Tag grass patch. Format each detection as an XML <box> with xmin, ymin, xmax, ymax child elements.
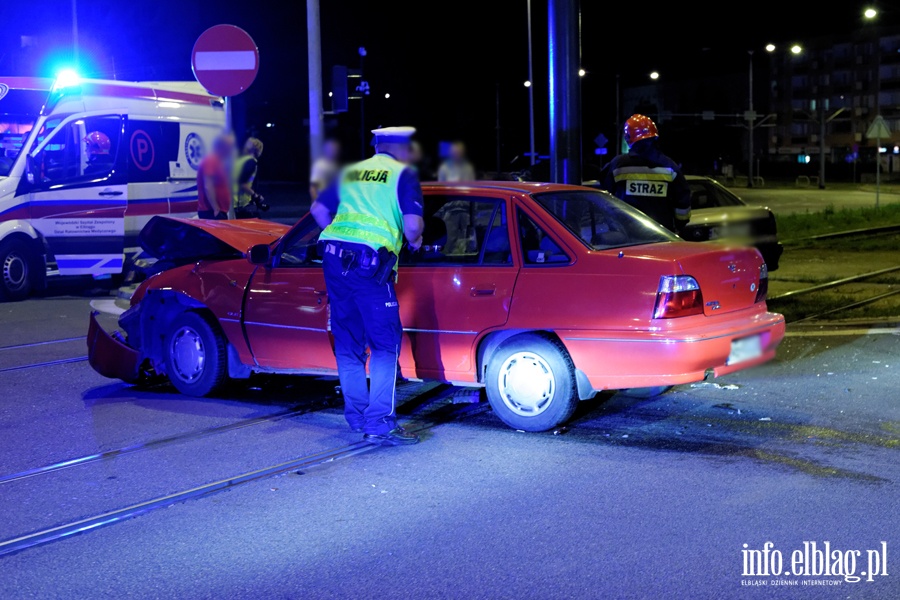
<box><xmin>778</xmin><ymin>203</ymin><xmax>900</xmax><ymax>240</ymax></box>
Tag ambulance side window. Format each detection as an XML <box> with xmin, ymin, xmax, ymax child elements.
<box><xmin>32</xmin><ymin>116</ymin><xmax>123</xmax><ymax>187</ymax></box>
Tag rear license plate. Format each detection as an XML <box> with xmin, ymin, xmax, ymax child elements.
<box><xmin>727</xmin><ymin>334</ymin><xmax>763</xmax><ymax>365</ymax></box>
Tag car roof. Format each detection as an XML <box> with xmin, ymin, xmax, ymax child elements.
<box><xmin>420</xmin><ymin>181</ymin><xmax>592</xmax><ymax>194</ymax></box>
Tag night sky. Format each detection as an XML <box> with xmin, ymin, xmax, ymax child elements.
<box><xmin>1</xmin><ymin>0</ymin><xmax>895</xmax><ymax>179</ymax></box>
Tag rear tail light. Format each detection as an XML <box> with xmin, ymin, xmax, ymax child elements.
<box><xmin>653</xmin><ymin>275</ymin><xmax>703</xmax><ymax>319</ymax></box>
<box><xmin>755</xmin><ymin>263</ymin><xmax>769</xmax><ymax>303</ymax></box>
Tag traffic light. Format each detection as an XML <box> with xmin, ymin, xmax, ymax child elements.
<box><xmin>331</xmin><ymin>65</ymin><xmax>367</xmax><ymax>114</ymax></box>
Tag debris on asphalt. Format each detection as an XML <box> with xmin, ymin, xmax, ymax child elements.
<box><xmin>759</xmin><ymin>417</ymin><xmax>772</xmax><ymax>421</ymax></box>
<box><xmin>691</xmin><ymin>382</ymin><xmax>740</xmax><ymax>390</ymax></box>
<box><xmin>553</xmin><ymin>427</ymin><xmax>569</xmax><ymax>435</ymax></box>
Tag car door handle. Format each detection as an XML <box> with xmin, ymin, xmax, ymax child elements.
<box><xmin>470</xmin><ymin>286</ymin><xmax>495</xmax><ymax>297</ymax></box>
<box><xmin>98</xmin><ymin>190</ymin><xmax>123</xmax><ymax>196</ymax></box>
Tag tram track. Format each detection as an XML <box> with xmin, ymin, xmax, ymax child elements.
<box><xmin>0</xmin><ymin>397</ymin><xmax>488</xmax><ymax>557</ymax></box>
<box><xmin>769</xmin><ymin>266</ymin><xmax>900</xmax><ymax>323</ymax></box>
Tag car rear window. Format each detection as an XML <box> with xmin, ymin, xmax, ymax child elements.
<box><xmin>532</xmin><ymin>189</ymin><xmax>678</xmax><ymax>250</ymax></box>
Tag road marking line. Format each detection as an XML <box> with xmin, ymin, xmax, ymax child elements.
<box><xmin>786</xmin><ymin>327</ymin><xmax>899</xmax><ymax>337</ymax></box>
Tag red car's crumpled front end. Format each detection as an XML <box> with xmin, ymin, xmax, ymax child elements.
<box><xmin>87</xmin><ymin>311</ymin><xmax>141</xmax><ymax>383</ymax></box>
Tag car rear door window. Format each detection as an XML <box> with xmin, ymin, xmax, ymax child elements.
<box><xmin>517</xmin><ymin>209</ymin><xmax>570</xmax><ymax>265</ymax></box>
<box><xmin>401</xmin><ymin>196</ymin><xmax>511</xmax><ymax>266</ymax></box>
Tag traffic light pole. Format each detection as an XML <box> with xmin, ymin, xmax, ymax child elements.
<box><xmin>548</xmin><ymin>0</ymin><xmax>582</xmax><ymax>184</ymax></box>
<box><xmin>307</xmin><ymin>0</ymin><xmax>324</xmax><ymax>161</ymax></box>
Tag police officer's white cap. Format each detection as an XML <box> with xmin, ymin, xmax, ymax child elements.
<box><xmin>371</xmin><ymin>126</ymin><xmax>416</xmax><ymax>145</ymax></box>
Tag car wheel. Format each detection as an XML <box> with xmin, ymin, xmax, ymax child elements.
<box><xmin>485</xmin><ymin>333</ymin><xmax>578</xmax><ymax>432</ymax></box>
<box><xmin>620</xmin><ymin>385</ymin><xmax>672</xmax><ymax>399</ymax></box>
<box><xmin>0</xmin><ymin>238</ymin><xmax>35</xmax><ymax>302</ymax></box>
<box><xmin>164</xmin><ymin>311</ymin><xmax>227</xmax><ymax>396</ymax></box>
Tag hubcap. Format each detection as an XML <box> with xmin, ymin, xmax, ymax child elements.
<box><xmin>170</xmin><ymin>326</ymin><xmax>206</xmax><ymax>383</ymax></box>
<box><xmin>2</xmin><ymin>251</ymin><xmax>27</xmax><ymax>292</ymax></box>
<box><xmin>497</xmin><ymin>351</ymin><xmax>556</xmax><ymax>417</ymax></box>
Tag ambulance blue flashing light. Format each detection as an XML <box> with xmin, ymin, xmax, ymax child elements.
<box><xmin>53</xmin><ymin>69</ymin><xmax>81</xmax><ymax>91</ymax></box>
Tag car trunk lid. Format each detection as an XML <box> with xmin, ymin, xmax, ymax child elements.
<box><xmin>675</xmin><ymin>246</ymin><xmax>764</xmax><ymax>316</ymax></box>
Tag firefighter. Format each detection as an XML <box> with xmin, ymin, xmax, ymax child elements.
<box><xmin>601</xmin><ymin>114</ymin><xmax>691</xmax><ymax>233</ymax></box>
<box><xmin>310</xmin><ymin>127</ymin><xmax>425</xmax><ymax>446</ymax></box>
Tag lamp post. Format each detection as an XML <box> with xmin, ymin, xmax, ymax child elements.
<box><xmin>526</xmin><ymin>0</ymin><xmax>536</xmax><ymax>167</ymax></box>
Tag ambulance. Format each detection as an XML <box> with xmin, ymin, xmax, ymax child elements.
<box><xmin>0</xmin><ymin>74</ymin><xmax>225</xmax><ymax>300</ymax></box>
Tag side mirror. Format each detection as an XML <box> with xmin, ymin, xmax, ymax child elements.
<box><xmin>248</xmin><ymin>244</ymin><xmax>272</xmax><ymax>266</ymax></box>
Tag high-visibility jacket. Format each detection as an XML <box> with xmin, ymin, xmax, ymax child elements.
<box><xmin>319</xmin><ymin>153</ymin><xmax>405</xmax><ymax>255</ymax></box>
<box><xmin>601</xmin><ymin>140</ymin><xmax>691</xmax><ymax>232</ymax></box>
<box><xmin>232</xmin><ymin>155</ymin><xmax>258</xmax><ymax>209</ymax></box>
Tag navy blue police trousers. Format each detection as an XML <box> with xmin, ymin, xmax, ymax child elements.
<box><xmin>322</xmin><ymin>250</ymin><xmax>402</xmax><ymax>435</ymax></box>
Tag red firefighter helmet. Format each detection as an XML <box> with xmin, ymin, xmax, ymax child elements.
<box><xmin>84</xmin><ymin>131</ymin><xmax>111</xmax><ymax>155</ymax></box>
<box><xmin>624</xmin><ymin>114</ymin><xmax>658</xmax><ymax>146</ymax></box>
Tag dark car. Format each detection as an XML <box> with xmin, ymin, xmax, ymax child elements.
<box><xmin>681</xmin><ymin>176</ymin><xmax>783</xmax><ymax>270</ymax></box>
<box><xmin>584</xmin><ymin>176</ymin><xmax>783</xmax><ymax>270</ymax></box>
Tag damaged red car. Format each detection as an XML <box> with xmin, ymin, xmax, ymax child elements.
<box><xmin>88</xmin><ymin>183</ymin><xmax>785</xmax><ymax>431</ymax></box>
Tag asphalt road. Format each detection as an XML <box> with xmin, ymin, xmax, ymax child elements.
<box><xmin>0</xmin><ymin>292</ymin><xmax>898</xmax><ymax>599</ymax></box>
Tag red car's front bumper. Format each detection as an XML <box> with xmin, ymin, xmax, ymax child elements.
<box><xmin>87</xmin><ymin>311</ymin><xmax>142</xmax><ymax>383</ymax></box>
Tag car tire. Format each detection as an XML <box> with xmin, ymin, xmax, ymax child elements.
<box><xmin>485</xmin><ymin>333</ymin><xmax>578</xmax><ymax>432</ymax></box>
<box><xmin>620</xmin><ymin>385</ymin><xmax>673</xmax><ymax>399</ymax></box>
<box><xmin>0</xmin><ymin>238</ymin><xmax>36</xmax><ymax>302</ymax></box>
<box><xmin>164</xmin><ymin>311</ymin><xmax>228</xmax><ymax>397</ymax></box>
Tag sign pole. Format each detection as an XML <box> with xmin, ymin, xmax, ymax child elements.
<box><xmin>224</xmin><ymin>96</ymin><xmax>232</xmax><ymax>132</ymax></box>
<box><xmin>876</xmin><ymin>135</ymin><xmax>881</xmax><ymax>209</ymax></box>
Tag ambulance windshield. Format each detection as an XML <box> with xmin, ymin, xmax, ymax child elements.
<box><xmin>0</xmin><ymin>88</ymin><xmax>45</xmax><ymax>177</ymax></box>
<box><xmin>533</xmin><ymin>189</ymin><xmax>679</xmax><ymax>250</ymax></box>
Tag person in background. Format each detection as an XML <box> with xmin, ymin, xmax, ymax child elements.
<box><xmin>600</xmin><ymin>114</ymin><xmax>691</xmax><ymax>233</ymax></box>
<box><xmin>309</xmin><ymin>138</ymin><xmax>342</xmax><ymax>202</ymax></box>
<box><xmin>437</xmin><ymin>141</ymin><xmax>476</xmax><ymax>253</ymax></box>
<box><xmin>437</xmin><ymin>141</ymin><xmax>475</xmax><ymax>182</ymax></box>
<box><xmin>233</xmin><ymin>137</ymin><xmax>266</xmax><ymax>219</ymax></box>
<box><xmin>310</xmin><ymin>126</ymin><xmax>425</xmax><ymax>446</ymax></box>
<box><xmin>197</xmin><ymin>132</ymin><xmax>235</xmax><ymax>220</ymax></box>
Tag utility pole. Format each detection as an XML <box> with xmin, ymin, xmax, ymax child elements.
<box><xmin>71</xmin><ymin>0</ymin><xmax>79</xmax><ymax>69</ymax></box>
<box><xmin>496</xmin><ymin>83</ymin><xmax>502</xmax><ymax>174</ymax></box>
<box><xmin>615</xmin><ymin>74</ymin><xmax>621</xmax><ymax>155</ymax></box>
<box><xmin>548</xmin><ymin>0</ymin><xmax>582</xmax><ymax>184</ymax></box>
<box><xmin>307</xmin><ymin>0</ymin><xmax>324</xmax><ymax>163</ymax></box>
<box><xmin>747</xmin><ymin>50</ymin><xmax>754</xmax><ymax>187</ymax></box>
<box><xmin>526</xmin><ymin>0</ymin><xmax>536</xmax><ymax>167</ymax></box>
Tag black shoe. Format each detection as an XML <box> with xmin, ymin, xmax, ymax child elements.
<box><xmin>363</xmin><ymin>427</ymin><xmax>419</xmax><ymax>446</ymax></box>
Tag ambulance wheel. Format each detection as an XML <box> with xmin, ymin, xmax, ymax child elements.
<box><xmin>620</xmin><ymin>386</ymin><xmax>672</xmax><ymax>399</ymax></box>
<box><xmin>164</xmin><ymin>311</ymin><xmax>228</xmax><ymax>397</ymax></box>
<box><xmin>0</xmin><ymin>238</ymin><xmax>36</xmax><ymax>301</ymax></box>
<box><xmin>485</xmin><ymin>333</ymin><xmax>578</xmax><ymax>432</ymax></box>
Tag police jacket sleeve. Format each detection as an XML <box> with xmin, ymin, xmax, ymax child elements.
<box><xmin>397</xmin><ymin>167</ymin><xmax>424</xmax><ymax>217</ymax></box>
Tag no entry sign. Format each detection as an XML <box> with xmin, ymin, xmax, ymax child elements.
<box><xmin>191</xmin><ymin>25</ymin><xmax>259</xmax><ymax>97</ymax></box>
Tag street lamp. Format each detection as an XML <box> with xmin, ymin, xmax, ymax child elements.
<box><xmin>578</xmin><ymin>68</ymin><xmax>586</xmax><ymax>77</ymax></box>
<box><xmin>765</xmin><ymin>43</ymin><xmax>776</xmax><ymax>52</ymax></box>
<box><xmin>649</xmin><ymin>71</ymin><xmax>659</xmax><ymax>80</ymax></box>
<box><xmin>524</xmin><ymin>80</ymin><xmax>532</xmax><ymax>87</ymax></box>
<box><xmin>790</xmin><ymin>44</ymin><xmax>803</xmax><ymax>54</ymax></box>
<box><xmin>864</xmin><ymin>7</ymin><xmax>877</xmax><ymax>19</ymax></box>
<box><xmin>384</xmin><ymin>93</ymin><xmax>390</xmax><ymax>99</ymax></box>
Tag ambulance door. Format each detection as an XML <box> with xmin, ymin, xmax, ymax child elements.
<box><xmin>123</xmin><ymin>119</ymin><xmax>180</xmax><ymax>256</ymax></box>
<box><xmin>28</xmin><ymin>114</ymin><xmax>128</xmax><ymax>275</ymax></box>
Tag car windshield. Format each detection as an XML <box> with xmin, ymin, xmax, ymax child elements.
<box><xmin>0</xmin><ymin>88</ymin><xmax>45</xmax><ymax>177</ymax></box>
<box><xmin>532</xmin><ymin>189</ymin><xmax>679</xmax><ymax>250</ymax></box>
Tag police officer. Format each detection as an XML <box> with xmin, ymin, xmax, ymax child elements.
<box><xmin>310</xmin><ymin>127</ymin><xmax>425</xmax><ymax>446</ymax></box>
<box><xmin>601</xmin><ymin>114</ymin><xmax>691</xmax><ymax>233</ymax></box>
